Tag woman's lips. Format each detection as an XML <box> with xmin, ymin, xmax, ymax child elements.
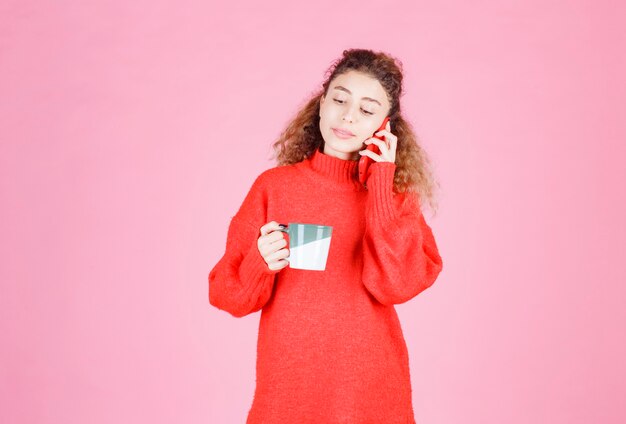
<box><xmin>332</xmin><ymin>128</ymin><xmax>354</xmax><ymax>139</ymax></box>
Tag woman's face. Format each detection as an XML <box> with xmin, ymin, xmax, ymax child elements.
<box><xmin>319</xmin><ymin>70</ymin><xmax>391</xmax><ymax>161</ymax></box>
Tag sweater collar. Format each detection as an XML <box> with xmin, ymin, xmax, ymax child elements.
<box><xmin>307</xmin><ymin>146</ymin><xmax>363</xmax><ymax>190</ymax></box>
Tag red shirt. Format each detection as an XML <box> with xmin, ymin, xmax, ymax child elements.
<box><xmin>209</xmin><ymin>148</ymin><xmax>443</xmax><ymax>423</ymax></box>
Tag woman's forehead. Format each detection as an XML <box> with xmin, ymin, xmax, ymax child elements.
<box><xmin>330</xmin><ymin>71</ymin><xmax>388</xmax><ymax>105</ymax></box>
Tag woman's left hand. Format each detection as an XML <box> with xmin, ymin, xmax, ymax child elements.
<box><xmin>359</xmin><ymin>119</ymin><xmax>397</xmax><ymax>164</ymax></box>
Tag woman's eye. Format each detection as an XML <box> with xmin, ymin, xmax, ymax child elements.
<box><xmin>333</xmin><ymin>98</ymin><xmax>373</xmax><ymax>115</ymax></box>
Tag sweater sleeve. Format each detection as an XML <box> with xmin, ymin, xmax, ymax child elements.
<box><xmin>361</xmin><ymin>162</ymin><xmax>443</xmax><ymax>306</ymax></box>
<box><xmin>208</xmin><ymin>174</ymin><xmax>281</xmax><ymax>317</ymax></box>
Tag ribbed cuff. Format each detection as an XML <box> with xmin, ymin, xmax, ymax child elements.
<box><xmin>239</xmin><ymin>237</ymin><xmax>282</xmax><ymax>288</ymax></box>
<box><xmin>366</xmin><ymin>162</ymin><xmax>398</xmax><ymax>222</ymax></box>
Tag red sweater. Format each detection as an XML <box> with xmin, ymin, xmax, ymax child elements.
<box><xmin>209</xmin><ymin>147</ymin><xmax>443</xmax><ymax>423</ymax></box>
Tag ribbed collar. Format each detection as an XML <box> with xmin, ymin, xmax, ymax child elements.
<box><xmin>306</xmin><ymin>147</ymin><xmax>363</xmax><ymax>191</ymax></box>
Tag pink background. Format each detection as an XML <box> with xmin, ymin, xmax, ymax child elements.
<box><xmin>2</xmin><ymin>1</ymin><xmax>624</xmax><ymax>423</ymax></box>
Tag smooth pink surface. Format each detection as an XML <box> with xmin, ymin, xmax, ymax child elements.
<box><xmin>1</xmin><ymin>1</ymin><xmax>624</xmax><ymax>423</ymax></box>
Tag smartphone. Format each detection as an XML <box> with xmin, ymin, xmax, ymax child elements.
<box><xmin>358</xmin><ymin>116</ymin><xmax>390</xmax><ymax>185</ymax></box>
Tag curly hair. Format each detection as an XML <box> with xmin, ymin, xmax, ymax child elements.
<box><xmin>270</xmin><ymin>48</ymin><xmax>441</xmax><ymax>216</ymax></box>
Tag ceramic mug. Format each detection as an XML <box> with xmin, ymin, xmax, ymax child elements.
<box><xmin>277</xmin><ymin>223</ymin><xmax>333</xmax><ymax>271</ymax></box>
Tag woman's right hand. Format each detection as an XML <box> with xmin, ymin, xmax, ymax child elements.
<box><xmin>258</xmin><ymin>221</ymin><xmax>290</xmax><ymax>271</ymax></box>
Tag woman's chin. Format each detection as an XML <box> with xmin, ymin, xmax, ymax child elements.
<box><xmin>327</xmin><ymin>141</ymin><xmax>360</xmax><ymax>154</ymax></box>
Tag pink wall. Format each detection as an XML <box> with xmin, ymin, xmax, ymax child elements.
<box><xmin>2</xmin><ymin>1</ymin><xmax>624</xmax><ymax>423</ymax></box>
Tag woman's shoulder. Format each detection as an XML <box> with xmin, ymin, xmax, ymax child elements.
<box><xmin>255</xmin><ymin>160</ymin><xmax>307</xmax><ymax>183</ymax></box>
<box><xmin>243</xmin><ymin>161</ymin><xmax>308</xmax><ymax>197</ymax></box>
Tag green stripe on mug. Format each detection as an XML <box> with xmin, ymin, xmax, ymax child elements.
<box><xmin>277</xmin><ymin>223</ymin><xmax>333</xmax><ymax>271</ymax></box>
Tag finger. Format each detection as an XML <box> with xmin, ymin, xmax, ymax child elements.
<box><xmin>376</xmin><ymin>135</ymin><xmax>395</xmax><ymax>153</ymax></box>
<box><xmin>260</xmin><ymin>221</ymin><xmax>281</xmax><ymax>236</ymax></box>
<box><xmin>261</xmin><ymin>222</ymin><xmax>288</xmax><ymax>239</ymax></box>
<box><xmin>366</xmin><ymin>138</ymin><xmax>389</xmax><ymax>155</ymax></box>
<box><xmin>259</xmin><ymin>230</ymin><xmax>286</xmax><ymax>249</ymax></box>
<box><xmin>375</xmin><ymin>127</ymin><xmax>395</xmax><ymax>137</ymax></box>
<box><xmin>364</xmin><ymin>137</ymin><xmax>389</xmax><ymax>152</ymax></box>
<box><xmin>375</xmin><ymin>129</ymin><xmax>396</xmax><ymax>141</ymax></box>
<box><xmin>266</xmin><ymin>229</ymin><xmax>286</xmax><ymax>242</ymax></box>
<box><xmin>265</xmin><ymin>247</ymin><xmax>290</xmax><ymax>263</ymax></box>
<box><xmin>260</xmin><ymin>237</ymin><xmax>288</xmax><ymax>256</ymax></box>
<box><xmin>358</xmin><ymin>149</ymin><xmax>383</xmax><ymax>162</ymax></box>
<box><xmin>267</xmin><ymin>259</ymin><xmax>289</xmax><ymax>271</ymax></box>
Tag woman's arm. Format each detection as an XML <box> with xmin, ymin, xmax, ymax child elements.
<box><xmin>208</xmin><ymin>174</ymin><xmax>280</xmax><ymax>317</ymax></box>
<box><xmin>361</xmin><ymin>163</ymin><xmax>443</xmax><ymax>305</ymax></box>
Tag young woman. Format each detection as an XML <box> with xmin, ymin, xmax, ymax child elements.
<box><xmin>209</xmin><ymin>48</ymin><xmax>443</xmax><ymax>424</ymax></box>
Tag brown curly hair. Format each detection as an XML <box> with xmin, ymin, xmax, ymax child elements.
<box><xmin>270</xmin><ymin>48</ymin><xmax>441</xmax><ymax>215</ymax></box>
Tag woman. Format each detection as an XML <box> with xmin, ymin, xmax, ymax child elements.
<box><xmin>209</xmin><ymin>48</ymin><xmax>443</xmax><ymax>423</ymax></box>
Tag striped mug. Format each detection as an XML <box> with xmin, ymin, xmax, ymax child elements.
<box><xmin>277</xmin><ymin>223</ymin><xmax>333</xmax><ymax>271</ymax></box>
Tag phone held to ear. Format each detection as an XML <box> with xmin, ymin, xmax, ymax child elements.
<box><xmin>358</xmin><ymin>116</ymin><xmax>390</xmax><ymax>185</ymax></box>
